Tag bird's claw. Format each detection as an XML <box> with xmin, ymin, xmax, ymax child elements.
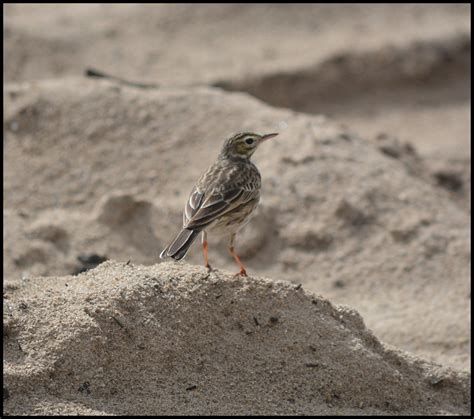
<box><xmin>233</xmin><ymin>269</ymin><xmax>247</xmax><ymax>278</ymax></box>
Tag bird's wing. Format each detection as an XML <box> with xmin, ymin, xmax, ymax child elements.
<box><xmin>183</xmin><ymin>185</ymin><xmax>205</xmax><ymax>227</ymax></box>
<box><xmin>183</xmin><ymin>185</ymin><xmax>258</xmax><ymax>230</ymax></box>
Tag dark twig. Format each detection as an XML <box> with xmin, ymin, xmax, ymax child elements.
<box><xmin>111</xmin><ymin>315</ymin><xmax>124</xmax><ymax>328</ymax></box>
<box><xmin>85</xmin><ymin>67</ymin><xmax>160</xmax><ymax>89</ymax></box>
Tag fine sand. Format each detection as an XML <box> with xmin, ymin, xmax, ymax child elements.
<box><xmin>3</xmin><ymin>262</ymin><xmax>470</xmax><ymax>415</ymax></box>
<box><xmin>3</xmin><ymin>4</ymin><xmax>471</xmax><ymax>416</ymax></box>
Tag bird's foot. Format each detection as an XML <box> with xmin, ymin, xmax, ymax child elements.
<box><xmin>233</xmin><ymin>268</ymin><xmax>247</xmax><ymax>277</ymax></box>
<box><xmin>205</xmin><ymin>263</ymin><xmax>214</xmax><ymax>272</ymax></box>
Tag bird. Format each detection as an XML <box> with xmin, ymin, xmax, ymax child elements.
<box><xmin>160</xmin><ymin>131</ymin><xmax>278</xmax><ymax>276</ymax></box>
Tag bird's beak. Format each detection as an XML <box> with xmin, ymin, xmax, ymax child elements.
<box><xmin>260</xmin><ymin>133</ymin><xmax>279</xmax><ymax>142</ymax></box>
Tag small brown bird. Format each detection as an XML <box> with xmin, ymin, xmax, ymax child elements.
<box><xmin>160</xmin><ymin>132</ymin><xmax>278</xmax><ymax>276</ymax></box>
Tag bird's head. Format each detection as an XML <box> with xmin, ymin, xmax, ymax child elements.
<box><xmin>219</xmin><ymin>132</ymin><xmax>279</xmax><ymax>160</ymax></box>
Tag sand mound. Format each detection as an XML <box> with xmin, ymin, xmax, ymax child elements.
<box><xmin>3</xmin><ymin>261</ymin><xmax>470</xmax><ymax>415</ymax></box>
<box><xmin>4</xmin><ymin>78</ymin><xmax>470</xmax><ymax>372</ymax></box>
<box><xmin>4</xmin><ymin>5</ymin><xmax>470</xmax><ymax>194</ymax></box>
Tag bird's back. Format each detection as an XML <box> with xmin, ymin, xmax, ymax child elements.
<box><xmin>197</xmin><ymin>157</ymin><xmax>261</xmax><ymax>194</ymax></box>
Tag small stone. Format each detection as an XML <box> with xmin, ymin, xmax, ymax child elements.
<box><xmin>433</xmin><ymin>170</ymin><xmax>463</xmax><ymax>192</ymax></box>
<box><xmin>335</xmin><ymin>199</ymin><xmax>370</xmax><ymax>226</ymax></box>
<box><xmin>333</xmin><ymin>279</ymin><xmax>345</xmax><ymax>288</ymax></box>
<box><xmin>78</xmin><ymin>382</ymin><xmax>91</xmax><ymax>395</ymax></box>
<box><xmin>10</xmin><ymin>121</ymin><xmax>19</xmax><ymax>132</ymax></box>
<box><xmin>72</xmin><ymin>253</ymin><xmax>108</xmax><ymax>275</ymax></box>
<box><xmin>305</xmin><ymin>363</ymin><xmax>318</xmax><ymax>368</ymax></box>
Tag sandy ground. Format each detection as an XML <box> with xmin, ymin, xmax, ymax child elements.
<box><xmin>3</xmin><ymin>3</ymin><xmax>471</xmax><ymax>416</ymax></box>
<box><xmin>3</xmin><ymin>262</ymin><xmax>470</xmax><ymax>415</ymax></box>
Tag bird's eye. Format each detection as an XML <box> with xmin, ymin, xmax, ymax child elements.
<box><xmin>245</xmin><ymin>138</ymin><xmax>255</xmax><ymax>145</ymax></box>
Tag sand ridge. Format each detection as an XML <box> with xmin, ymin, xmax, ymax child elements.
<box><xmin>3</xmin><ymin>261</ymin><xmax>470</xmax><ymax>415</ymax></box>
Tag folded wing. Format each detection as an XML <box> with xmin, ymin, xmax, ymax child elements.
<box><xmin>183</xmin><ymin>185</ymin><xmax>258</xmax><ymax>230</ymax></box>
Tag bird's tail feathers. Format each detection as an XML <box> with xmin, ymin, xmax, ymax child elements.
<box><xmin>160</xmin><ymin>228</ymin><xmax>200</xmax><ymax>260</ymax></box>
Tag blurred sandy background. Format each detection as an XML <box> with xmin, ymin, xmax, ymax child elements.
<box><xmin>3</xmin><ymin>3</ymin><xmax>471</xmax><ymax>415</ymax></box>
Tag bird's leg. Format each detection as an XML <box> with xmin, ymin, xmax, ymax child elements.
<box><xmin>229</xmin><ymin>233</ymin><xmax>247</xmax><ymax>277</ymax></box>
<box><xmin>202</xmin><ymin>231</ymin><xmax>213</xmax><ymax>271</ymax></box>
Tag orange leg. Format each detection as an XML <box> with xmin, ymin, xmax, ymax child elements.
<box><xmin>229</xmin><ymin>234</ymin><xmax>247</xmax><ymax>276</ymax></box>
<box><xmin>202</xmin><ymin>231</ymin><xmax>212</xmax><ymax>271</ymax></box>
